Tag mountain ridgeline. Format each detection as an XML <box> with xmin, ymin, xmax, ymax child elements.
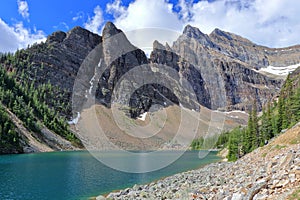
<box><xmin>0</xmin><ymin>22</ymin><xmax>300</xmax><ymax>154</ymax></box>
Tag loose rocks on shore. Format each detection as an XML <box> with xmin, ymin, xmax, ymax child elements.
<box><xmin>98</xmin><ymin>142</ymin><xmax>300</xmax><ymax>200</ymax></box>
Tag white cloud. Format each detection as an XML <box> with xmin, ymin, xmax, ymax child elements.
<box><xmin>0</xmin><ymin>18</ymin><xmax>46</xmax><ymax>53</ymax></box>
<box><xmin>84</xmin><ymin>5</ymin><xmax>104</xmax><ymax>34</ymax></box>
<box><xmin>105</xmin><ymin>0</ymin><xmax>183</xmax><ymax>53</ymax></box>
<box><xmin>53</xmin><ymin>22</ymin><xmax>70</xmax><ymax>31</ymax></box>
<box><xmin>182</xmin><ymin>0</ymin><xmax>300</xmax><ymax>47</ymax></box>
<box><xmin>176</xmin><ymin>0</ymin><xmax>193</xmax><ymax>23</ymax></box>
<box><xmin>106</xmin><ymin>0</ymin><xmax>126</xmax><ymax>18</ymax></box>
<box><xmin>17</xmin><ymin>0</ymin><xmax>29</xmax><ymax>20</ymax></box>
<box><xmin>72</xmin><ymin>11</ymin><xmax>85</xmax><ymax>22</ymax></box>
<box><xmin>107</xmin><ymin>0</ymin><xmax>182</xmax><ymax>31</ymax></box>
<box><xmin>106</xmin><ymin>0</ymin><xmax>300</xmax><ymax>48</ymax></box>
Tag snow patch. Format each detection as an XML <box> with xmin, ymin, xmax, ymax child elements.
<box><xmin>137</xmin><ymin>112</ymin><xmax>147</xmax><ymax>121</ymax></box>
<box><xmin>98</xmin><ymin>59</ymin><xmax>102</xmax><ymax>68</ymax></box>
<box><xmin>259</xmin><ymin>63</ymin><xmax>300</xmax><ymax>76</ymax></box>
<box><xmin>228</xmin><ymin>110</ymin><xmax>248</xmax><ymax>115</ymax></box>
<box><xmin>68</xmin><ymin>112</ymin><xmax>80</xmax><ymax>125</ymax></box>
<box><xmin>214</xmin><ymin>110</ymin><xmax>248</xmax><ymax>115</ymax></box>
<box><xmin>89</xmin><ymin>75</ymin><xmax>95</xmax><ymax>94</ymax></box>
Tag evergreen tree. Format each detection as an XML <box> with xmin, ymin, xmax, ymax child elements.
<box><xmin>244</xmin><ymin>109</ymin><xmax>254</xmax><ymax>153</ymax></box>
<box><xmin>227</xmin><ymin>133</ymin><xmax>238</xmax><ymax>161</ymax></box>
<box><xmin>251</xmin><ymin>99</ymin><xmax>260</xmax><ymax>148</ymax></box>
<box><xmin>290</xmin><ymin>87</ymin><xmax>300</xmax><ymax>124</ymax></box>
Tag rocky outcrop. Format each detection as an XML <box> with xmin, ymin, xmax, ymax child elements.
<box><xmin>31</xmin><ymin>26</ymin><xmax>102</xmax><ymax>90</ymax></box>
<box><xmin>209</xmin><ymin>28</ymin><xmax>300</xmax><ymax>68</ymax></box>
<box><xmin>96</xmin><ymin>22</ymin><xmax>149</xmax><ymax>109</ymax></box>
<box><xmin>16</xmin><ymin>26</ymin><xmax>102</xmax><ymax>117</ymax></box>
<box><xmin>183</xmin><ymin>25</ymin><xmax>215</xmax><ymax>48</ymax></box>
<box><xmin>209</xmin><ymin>28</ymin><xmax>270</xmax><ymax>68</ymax></box>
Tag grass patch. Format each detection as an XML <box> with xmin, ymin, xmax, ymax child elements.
<box><xmin>262</xmin><ymin>152</ymin><xmax>267</xmax><ymax>158</ymax></box>
<box><xmin>288</xmin><ymin>187</ymin><xmax>300</xmax><ymax>200</ymax></box>
<box><xmin>290</xmin><ymin>139</ymin><xmax>299</xmax><ymax>145</ymax></box>
<box><xmin>289</xmin><ymin>134</ymin><xmax>300</xmax><ymax>145</ymax></box>
<box><xmin>273</xmin><ymin>144</ymin><xmax>287</xmax><ymax>150</ymax></box>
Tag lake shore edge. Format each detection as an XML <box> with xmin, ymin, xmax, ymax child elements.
<box><xmin>91</xmin><ymin>153</ymin><xmax>225</xmax><ymax>200</ymax></box>
<box><xmin>93</xmin><ymin>127</ymin><xmax>300</xmax><ymax>200</ymax></box>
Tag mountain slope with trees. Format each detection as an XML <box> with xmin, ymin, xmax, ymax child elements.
<box><xmin>0</xmin><ymin>53</ymin><xmax>82</xmax><ymax>154</ymax></box>
<box><xmin>208</xmin><ymin>67</ymin><xmax>300</xmax><ymax>161</ymax></box>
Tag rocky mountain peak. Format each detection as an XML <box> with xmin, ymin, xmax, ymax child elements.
<box><xmin>65</xmin><ymin>26</ymin><xmax>102</xmax><ymax>46</ymax></box>
<box><xmin>209</xmin><ymin>28</ymin><xmax>254</xmax><ymax>47</ymax></box>
<box><xmin>68</xmin><ymin>26</ymin><xmax>91</xmax><ymax>35</ymax></box>
<box><xmin>165</xmin><ymin>42</ymin><xmax>172</xmax><ymax>51</ymax></box>
<box><xmin>182</xmin><ymin>25</ymin><xmax>214</xmax><ymax>48</ymax></box>
<box><xmin>153</xmin><ymin>40</ymin><xmax>166</xmax><ymax>50</ymax></box>
<box><xmin>210</xmin><ymin>28</ymin><xmax>233</xmax><ymax>41</ymax></box>
<box><xmin>47</xmin><ymin>31</ymin><xmax>66</xmax><ymax>44</ymax></box>
<box><xmin>46</xmin><ymin>26</ymin><xmax>101</xmax><ymax>49</ymax></box>
<box><xmin>183</xmin><ymin>25</ymin><xmax>203</xmax><ymax>37</ymax></box>
<box><xmin>102</xmin><ymin>21</ymin><xmax>122</xmax><ymax>39</ymax></box>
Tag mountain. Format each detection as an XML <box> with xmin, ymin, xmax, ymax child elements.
<box><xmin>0</xmin><ymin>22</ymin><xmax>300</xmax><ymax>153</ymax></box>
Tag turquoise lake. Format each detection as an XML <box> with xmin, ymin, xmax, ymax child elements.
<box><xmin>0</xmin><ymin>150</ymin><xmax>220</xmax><ymax>200</ymax></box>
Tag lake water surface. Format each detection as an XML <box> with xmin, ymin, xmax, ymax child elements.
<box><xmin>0</xmin><ymin>150</ymin><xmax>220</xmax><ymax>200</ymax></box>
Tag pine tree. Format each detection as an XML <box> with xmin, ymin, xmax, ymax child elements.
<box><xmin>277</xmin><ymin>95</ymin><xmax>285</xmax><ymax>131</ymax></box>
<box><xmin>245</xmin><ymin>108</ymin><xmax>254</xmax><ymax>153</ymax></box>
<box><xmin>252</xmin><ymin>99</ymin><xmax>260</xmax><ymax>148</ymax></box>
<box><xmin>227</xmin><ymin>133</ymin><xmax>238</xmax><ymax>161</ymax></box>
<box><xmin>290</xmin><ymin>87</ymin><xmax>300</xmax><ymax>124</ymax></box>
<box><xmin>266</xmin><ymin>102</ymin><xmax>274</xmax><ymax>138</ymax></box>
<box><xmin>260</xmin><ymin>102</ymin><xmax>273</xmax><ymax>143</ymax></box>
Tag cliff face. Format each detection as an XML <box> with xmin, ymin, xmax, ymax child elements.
<box><xmin>10</xmin><ymin>23</ymin><xmax>300</xmax><ymax>116</ymax></box>
<box><xmin>209</xmin><ymin>28</ymin><xmax>300</xmax><ymax>68</ymax></box>
<box><xmin>30</xmin><ymin>26</ymin><xmax>101</xmax><ymax>90</ymax></box>
<box><xmin>96</xmin><ymin>22</ymin><xmax>149</xmax><ymax>109</ymax></box>
<box><xmin>150</xmin><ymin>25</ymin><xmax>285</xmax><ymax>111</ymax></box>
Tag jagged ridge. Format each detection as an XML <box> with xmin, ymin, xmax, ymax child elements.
<box><xmin>1</xmin><ymin>22</ymin><xmax>300</xmax><ymax>153</ymax></box>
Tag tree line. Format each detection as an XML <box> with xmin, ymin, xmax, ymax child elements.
<box><xmin>191</xmin><ymin>73</ymin><xmax>300</xmax><ymax>161</ymax></box>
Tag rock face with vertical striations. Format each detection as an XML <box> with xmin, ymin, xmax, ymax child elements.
<box><xmin>149</xmin><ymin>25</ymin><xmax>297</xmax><ymax>111</ymax></box>
<box><xmin>11</xmin><ymin>22</ymin><xmax>300</xmax><ymax>117</ymax></box>
<box><xmin>14</xmin><ymin>26</ymin><xmax>102</xmax><ymax>117</ymax></box>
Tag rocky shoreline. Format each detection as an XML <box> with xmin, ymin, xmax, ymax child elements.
<box><xmin>95</xmin><ymin>124</ymin><xmax>300</xmax><ymax>200</ymax></box>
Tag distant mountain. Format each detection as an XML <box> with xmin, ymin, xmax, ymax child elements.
<box><xmin>0</xmin><ymin>22</ymin><xmax>300</xmax><ymax>153</ymax></box>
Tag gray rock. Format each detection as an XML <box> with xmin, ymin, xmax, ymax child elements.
<box><xmin>96</xmin><ymin>195</ymin><xmax>106</xmax><ymax>200</ymax></box>
<box><xmin>231</xmin><ymin>193</ymin><xmax>243</xmax><ymax>200</ymax></box>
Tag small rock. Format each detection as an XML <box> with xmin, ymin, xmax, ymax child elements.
<box><xmin>289</xmin><ymin>174</ymin><xmax>296</xmax><ymax>183</ymax></box>
<box><xmin>231</xmin><ymin>193</ymin><xmax>243</xmax><ymax>200</ymax></box>
<box><xmin>253</xmin><ymin>193</ymin><xmax>268</xmax><ymax>200</ymax></box>
<box><xmin>96</xmin><ymin>195</ymin><xmax>106</xmax><ymax>200</ymax></box>
<box><xmin>127</xmin><ymin>190</ymin><xmax>137</xmax><ymax>197</ymax></box>
<box><xmin>275</xmin><ymin>179</ymin><xmax>289</xmax><ymax>188</ymax></box>
<box><xmin>172</xmin><ymin>188</ymin><xmax>178</xmax><ymax>193</ymax></box>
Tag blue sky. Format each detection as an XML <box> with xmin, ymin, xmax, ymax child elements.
<box><xmin>0</xmin><ymin>0</ymin><xmax>300</xmax><ymax>52</ymax></box>
<box><xmin>0</xmin><ymin>0</ymin><xmax>126</xmax><ymax>34</ymax></box>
